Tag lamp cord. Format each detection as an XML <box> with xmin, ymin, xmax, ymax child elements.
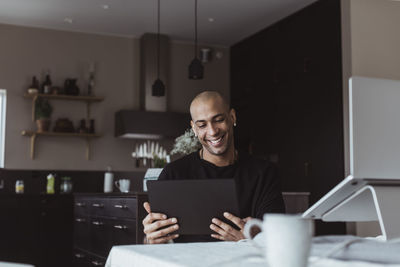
<box><xmin>194</xmin><ymin>0</ymin><xmax>198</xmax><ymax>58</ymax></box>
<box><xmin>157</xmin><ymin>0</ymin><xmax>161</xmax><ymax>79</ymax></box>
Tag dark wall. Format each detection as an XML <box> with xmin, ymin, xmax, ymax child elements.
<box><xmin>231</xmin><ymin>0</ymin><xmax>345</xmax><ymax>235</ymax></box>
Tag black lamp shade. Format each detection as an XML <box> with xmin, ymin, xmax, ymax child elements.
<box><xmin>188</xmin><ymin>58</ymin><xmax>204</xmax><ymax>79</ymax></box>
<box><xmin>152</xmin><ymin>78</ymin><xmax>165</xmax><ymax>97</ymax></box>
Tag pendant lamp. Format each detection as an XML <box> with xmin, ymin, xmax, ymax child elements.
<box><xmin>152</xmin><ymin>0</ymin><xmax>166</xmax><ymax>96</ymax></box>
<box><xmin>188</xmin><ymin>0</ymin><xmax>204</xmax><ymax>80</ymax></box>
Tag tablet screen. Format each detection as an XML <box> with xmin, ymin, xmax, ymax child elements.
<box><xmin>147</xmin><ymin>179</ymin><xmax>240</xmax><ymax>235</ymax></box>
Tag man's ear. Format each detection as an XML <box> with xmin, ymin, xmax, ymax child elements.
<box><xmin>230</xmin><ymin>108</ymin><xmax>237</xmax><ymax>125</ymax></box>
<box><xmin>190</xmin><ymin>121</ymin><xmax>197</xmax><ymax>137</ymax></box>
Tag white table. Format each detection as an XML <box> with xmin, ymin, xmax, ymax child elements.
<box><xmin>0</xmin><ymin>262</ymin><xmax>34</xmax><ymax>267</ymax></box>
<box><xmin>105</xmin><ymin>240</ymin><xmax>400</xmax><ymax>267</ymax></box>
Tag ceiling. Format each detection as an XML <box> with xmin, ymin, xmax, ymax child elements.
<box><xmin>0</xmin><ymin>0</ymin><xmax>318</xmax><ymax>46</ymax></box>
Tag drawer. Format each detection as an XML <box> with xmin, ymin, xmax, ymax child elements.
<box><xmin>90</xmin><ymin>217</ymin><xmax>136</xmax><ymax>257</ymax></box>
<box><xmin>74</xmin><ymin>198</ymin><xmax>91</xmax><ymax>216</ymax></box>
<box><xmin>73</xmin><ymin>249</ymin><xmax>106</xmax><ymax>267</ymax></box>
<box><xmin>90</xmin><ymin>198</ymin><xmax>107</xmax><ymax>217</ymax></box>
<box><xmin>88</xmin><ymin>254</ymin><xmax>106</xmax><ymax>267</ymax></box>
<box><xmin>90</xmin><ymin>217</ymin><xmax>112</xmax><ymax>257</ymax></box>
<box><xmin>109</xmin><ymin>218</ymin><xmax>137</xmax><ymax>246</ymax></box>
<box><xmin>73</xmin><ymin>249</ymin><xmax>90</xmax><ymax>267</ymax></box>
<box><xmin>105</xmin><ymin>198</ymin><xmax>137</xmax><ymax>219</ymax></box>
<box><xmin>74</xmin><ymin>216</ymin><xmax>90</xmax><ymax>251</ymax></box>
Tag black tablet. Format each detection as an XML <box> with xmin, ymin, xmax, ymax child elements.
<box><xmin>147</xmin><ymin>179</ymin><xmax>240</xmax><ymax>235</ymax></box>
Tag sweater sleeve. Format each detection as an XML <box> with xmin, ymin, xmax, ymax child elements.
<box><xmin>254</xmin><ymin>163</ymin><xmax>286</xmax><ymax>218</ymax></box>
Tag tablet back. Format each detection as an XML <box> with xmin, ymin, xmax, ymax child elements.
<box><xmin>147</xmin><ymin>179</ymin><xmax>240</xmax><ymax>235</ymax></box>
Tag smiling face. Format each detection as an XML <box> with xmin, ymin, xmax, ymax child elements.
<box><xmin>190</xmin><ymin>93</ymin><xmax>236</xmax><ymax>159</ymax></box>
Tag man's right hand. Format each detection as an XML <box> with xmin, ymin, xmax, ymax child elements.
<box><xmin>142</xmin><ymin>202</ymin><xmax>179</xmax><ymax>244</ymax></box>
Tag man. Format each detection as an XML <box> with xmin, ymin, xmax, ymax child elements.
<box><xmin>142</xmin><ymin>91</ymin><xmax>285</xmax><ymax>244</ymax></box>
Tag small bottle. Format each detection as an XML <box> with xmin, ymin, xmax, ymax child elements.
<box><xmin>88</xmin><ymin>72</ymin><xmax>95</xmax><ymax>96</ymax></box>
<box><xmin>46</xmin><ymin>173</ymin><xmax>55</xmax><ymax>194</ymax></box>
<box><xmin>78</xmin><ymin>119</ymin><xmax>88</xmax><ymax>133</ymax></box>
<box><xmin>28</xmin><ymin>76</ymin><xmax>39</xmax><ymax>94</ymax></box>
<box><xmin>42</xmin><ymin>73</ymin><xmax>52</xmax><ymax>94</ymax></box>
<box><xmin>15</xmin><ymin>180</ymin><xmax>24</xmax><ymax>194</ymax></box>
<box><xmin>104</xmin><ymin>166</ymin><xmax>114</xmax><ymax>193</ymax></box>
<box><xmin>89</xmin><ymin>119</ymin><xmax>95</xmax><ymax>134</ymax></box>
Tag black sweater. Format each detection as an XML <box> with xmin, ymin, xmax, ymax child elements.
<box><xmin>158</xmin><ymin>151</ymin><xmax>285</xmax><ymax>242</ymax></box>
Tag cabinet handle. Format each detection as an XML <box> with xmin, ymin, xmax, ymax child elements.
<box><xmin>92</xmin><ymin>221</ymin><xmax>104</xmax><ymax>226</ymax></box>
<box><xmin>114</xmin><ymin>225</ymin><xmax>128</xmax><ymax>230</ymax></box>
<box><xmin>75</xmin><ymin>253</ymin><xmax>86</xmax><ymax>259</ymax></box>
<box><xmin>114</xmin><ymin>204</ymin><xmax>128</xmax><ymax>209</ymax></box>
<box><xmin>92</xmin><ymin>203</ymin><xmax>104</xmax><ymax>208</ymax></box>
<box><xmin>91</xmin><ymin>260</ymin><xmax>104</xmax><ymax>266</ymax></box>
<box><xmin>75</xmin><ymin>202</ymin><xmax>86</xmax><ymax>207</ymax></box>
<box><xmin>75</xmin><ymin>218</ymin><xmax>86</xmax><ymax>223</ymax></box>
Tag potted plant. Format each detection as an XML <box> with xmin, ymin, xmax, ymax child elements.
<box><xmin>35</xmin><ymin>98</ymin><xmax>53</xmax><ymax>132</ymax></box>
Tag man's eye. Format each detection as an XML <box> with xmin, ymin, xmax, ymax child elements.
<box><xmin>216</xmin><ymin>118</ymin><xmax>224</xmax><ymax>123</ymax></box>
<box><xmin>198</xmin><ymin>124</ymin><xmax>206</xmax><ymax>129</ymax></box>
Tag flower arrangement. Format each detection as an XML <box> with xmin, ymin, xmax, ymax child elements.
<box><xmin>170</xmin><ymin>128</ymin><xmax>201</xmax><ymax>155</ymax></box>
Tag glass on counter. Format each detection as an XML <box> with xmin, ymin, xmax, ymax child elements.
<box><xmin>60</xmin><ymin>176</ymin><xmax>73</xmax><ymax>194</ymax></box>
<box><xmin>15</xmin><ymin>180</ymin><xmax>24</xmax><ymax>194</ymax></box>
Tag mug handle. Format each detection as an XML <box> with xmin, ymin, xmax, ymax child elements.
<box><xmin>114</xmin><ymin>180</ymin><xmax>121</xmax><ymax>191</ymax></box>
<box><xmin>243</xmin><ymin>218</ymin><xmax>264</xmax><ymax>251</ymax></box>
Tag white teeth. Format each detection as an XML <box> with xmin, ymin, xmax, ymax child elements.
<box><xmin>210</xmin><ymin>137</ymin><xmax>222</xmax><ymax>144</ymax></box>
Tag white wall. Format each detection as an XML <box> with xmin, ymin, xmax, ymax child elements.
<box><xmin>341</xmin><ymin>0</ymin><xmax>400</xmax><ymax>236</ymax></box>
<box><xmin>0</xmin><ymin>24</ymin><xmax>229</xmax><ymax>171</ymax></box>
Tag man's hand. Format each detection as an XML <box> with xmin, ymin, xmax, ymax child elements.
<box><xmin>142</xmin><ymin>202</ymin><xmax>179</xmax><ymax>244</ymax></box>
<box><xmin>210</xmin><ymin>212</ymin><xmax>252</xmax><ymax>241</ymax></box>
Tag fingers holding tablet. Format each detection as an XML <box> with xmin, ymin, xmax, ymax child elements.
<box><xmin>210</xmin><ymin>213</ymin><xmax>245</xmax><ymax>241</ymax></box>
<box><xmin>143</xmin><ymin>202</ymin><xmax>179</xmax><ymax>244</ymax></box>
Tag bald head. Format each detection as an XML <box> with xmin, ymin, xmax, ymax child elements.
<box><xmin>190</xmin><ymin>91</ymin><xmax>229</xmax><ymax>118</ymax></box>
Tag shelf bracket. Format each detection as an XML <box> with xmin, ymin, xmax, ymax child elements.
<box><xmin>30</xmin><ymin>133</ymin><xmax>37</xmax><ymax>159</ymax></box>
<box><xmin>86</xmin><ymin>102</ymin><xmax>92</xmax><ymax>121</ymax></box>
<box><xmin>86</xmin><ymin>137</ymin><xmax>90</xmax><ymax>160</ymax></box>
<box><xmin>32</xmin><ymin>95</ymin><xmax>38</xmax><ymax>122</ymax></box>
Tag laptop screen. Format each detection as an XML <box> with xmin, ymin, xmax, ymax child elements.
<box><xmin>350</xmin><ymin>76</ymin><xmax>400</xmax><ymax>179</ymax></box>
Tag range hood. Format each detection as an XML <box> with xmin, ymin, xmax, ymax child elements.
<box><xmin>115</xmin><ymin>110</ymin><xmax>190</xmax><ymax>139</ymax></box>
<box><xmin>115</xmin><ymin>33</ymin><xmax>190</xmax><ymax>139</ymax></box>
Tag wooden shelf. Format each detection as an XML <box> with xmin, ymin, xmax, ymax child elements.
<box><xmin>23</xmin><ymin>93</ymin><xmax>104</xmax><ymax>102</ymax></box>
<box><xmin>21</xmin><ymin>130</ymin><xmax>101</xmax><ymax>138</ymax></box>
<box><xmin>21</xmin><ymin>130</ymin><xmax>102</xmax><ymax>160</ymax></box>
<box><xmin>23</xmin><ymin>92</ymin><xmax>104</xmax><ymax>160</ymax></box>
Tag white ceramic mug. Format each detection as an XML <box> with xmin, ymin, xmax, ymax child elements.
<box><xmin>244</xmin><ymin>214</ymin><xmax>314</xmax><ymax>267</ymax></box>
<box><xmin>115</xmin><ymin>179</ymin><xmax>130</xmax><ymax>193</ymax></box>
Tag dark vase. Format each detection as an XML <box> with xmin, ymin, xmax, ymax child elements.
<box><xmin>64</xmin><ymin>78</ymin><xmax>80</xmax><ymax>95</ymax></box>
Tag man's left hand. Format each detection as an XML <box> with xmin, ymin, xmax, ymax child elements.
<box><xmin>210</xmin><ymin>212</ymin><xmax>252</xmax><ymax>241</ymax></box>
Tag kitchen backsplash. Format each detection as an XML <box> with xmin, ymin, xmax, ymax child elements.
<box><xmin>0</xmin><ymin>169</ymin><xmax>146</xmax><ymax>194</ymax></box>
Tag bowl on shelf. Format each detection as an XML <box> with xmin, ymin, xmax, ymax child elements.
<box><xmin>28</xmin><ymin>88</ymin><xmax>38</xmax><ymax>95</ymax></box>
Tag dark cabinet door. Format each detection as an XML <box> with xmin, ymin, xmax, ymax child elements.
<box><xmin>16</xmin><ymin>195</ymin><xmax>41</xmax><ymax>266</ymax></box>
<box><xmin>0</xmin><ymin>195</ymin><xmax>73</xmax><ymax>267</ymax></box>
<box><xmin>39</xmin><ymin>195</ymin><xmax>73</xmax><ymax>267</ymax></box>
<box><xmin>0</xmin><ymin>197</ymin><xmax>19</xmax><ymax>262</ymax></box>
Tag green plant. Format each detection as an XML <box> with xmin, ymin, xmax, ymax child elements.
<box><xmin>153</xmin><ymin>155</ymin><xmax>167</xmax><ymax>168</ymax></box>
<box><xmin>35</xmin><ymin>98</ymin><xmax>53</xmax><ymax>120</ymax></box>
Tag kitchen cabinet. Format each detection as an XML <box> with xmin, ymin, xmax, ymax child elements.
<box><xmin>21</xmin><ymin>93</ymin><xmax>104</xmax><ymax>160</ymax></box>
<box><xmin>230</xmin><ymin>0</ymin><xmax>345</xmax><ymax>234</ymax></box>
<box><xmin>73</xmin><ymin>193</ymin><xmax>148</xmax><ymax>267</ymax></box>
<box><xmin>0</xmin><ymin>194</ymin><xmax>73</xmax><ymax>267</ymax></box>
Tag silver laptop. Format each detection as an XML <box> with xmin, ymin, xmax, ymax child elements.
<box><xmin>303</xmin><ymin>76</ymin><xmax>400</xmax><ymax>220</ymax></box>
